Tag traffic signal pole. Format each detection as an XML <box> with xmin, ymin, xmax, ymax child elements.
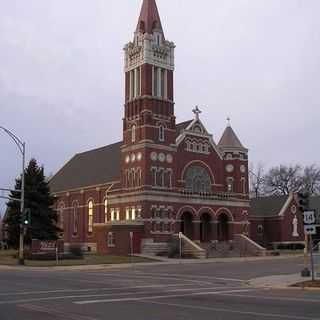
<box><xmin>310</xmin><ymin>234</ymin><xmax>315</xmax><ymax>281</ymax></box>
<box><xmin>18</xmin><ymin>142</ymin><xmax>26</xmax><ymax>265</ymax></box>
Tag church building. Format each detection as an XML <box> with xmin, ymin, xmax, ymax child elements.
<box><xmin>50</xmin><ymin>0</ymin><xmax>251</xmax><ymax>255</ymax></box>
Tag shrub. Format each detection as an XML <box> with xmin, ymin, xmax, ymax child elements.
<box><xmin>69</xmin><ymin>244</ymin><xmax>83</xmax><ymax>258</ymax></box>
<box><xmin>276</xmin><ymin>243</ymin><xmax>305</xmax><ymax>251</ymax></box>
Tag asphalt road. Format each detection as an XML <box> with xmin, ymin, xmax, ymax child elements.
<box><xmin>0</xmin><ymin>256</ymin><xmax>319</xmax><ymax>320</ymax></box>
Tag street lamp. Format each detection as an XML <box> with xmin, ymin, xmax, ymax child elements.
<box><xmin>0</xmin><ymin>126</ymin><xmax>26</xmax><ymax>265</ymax></box>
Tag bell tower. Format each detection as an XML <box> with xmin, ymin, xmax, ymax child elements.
<box><xmin>123</xmin><ymin>0</ymin><xmax>175</xmax><ymax>145</ymax></box>
<box><xmin>121</xmin><ymin>0</ymin><xmax>176</xmax><ymax>191</ymax></box>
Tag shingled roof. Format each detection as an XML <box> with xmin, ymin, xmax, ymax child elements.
<box><xmin>136</xmin><ymin>0</ymin><xmax>164</xmax><ymax>36</ymax></box>
<box><xmin>49</xmin><ymin>142</ymin><xmax>122</xmax><ymax>193</ymax></box>
<box><xmin>250</xmin><ymin>195</ymin><xmax>290</xmax><ymax>217</ymax></box>
<box><xmin>176</xmin><ymin>120</ymin><xmax>192</xmax><ymax>138</ymax></box>
<box><xmin>218</xmin><ymin>125</ymin><xmax>246</xmax><ymax>150</ymax></box>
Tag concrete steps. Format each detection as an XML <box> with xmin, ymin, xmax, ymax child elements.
<box><xmin>141</xmin><ymin>240</ymin><xmax>169</xmax><ymax>256</ymax></box>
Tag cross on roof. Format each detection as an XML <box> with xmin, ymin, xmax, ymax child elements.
<box><xmin>192</xmin><ymin>106</ymin><xmax>202</xmax><ymax>120</ymax></box>
<box><xmin>227</xmin><ymin>117</ymin><xmax>231</xmax><ymax>126</ymax></box>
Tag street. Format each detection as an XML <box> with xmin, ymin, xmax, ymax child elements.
<box><xmin>0</xmin><ymin>256</ymin><xmax>319</xmax><ymax>320</ymax></box>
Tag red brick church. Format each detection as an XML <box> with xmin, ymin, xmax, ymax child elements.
<box><xmin>50</xmin><ymin>0</ymin><xmax>251</xmax><ymax>255</ymax></box>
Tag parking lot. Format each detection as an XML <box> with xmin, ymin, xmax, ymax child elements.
<box><xmin>0</xmin><ymin>256</ymin><xmax>320</xmax><ymax>320</ymax></box>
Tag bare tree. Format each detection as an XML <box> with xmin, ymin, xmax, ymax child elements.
<box><xmin>249</xmin><ymin>162</ymin><xmax>265</xmax><ymax>198</ymax></box>
<box><xmin>264</xmin><ymin>164</ymin><xmax>302</xmax><ymax>195</ymax></box>
<box><xmin>300</xmin><ymin>164</ymin><xmax>320</xmax><ymax>195</ymax></box>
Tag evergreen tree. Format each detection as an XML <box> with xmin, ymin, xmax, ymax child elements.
<box><xmin>5</xmin><ymin>159</ymin><xmax>60</xmax><ymax>248</ymax></box>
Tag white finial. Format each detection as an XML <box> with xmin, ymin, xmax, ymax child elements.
<box><xmin>192</xmin><ymin>106</ymin><xmax>202</xmax><ymax>120</ymax></box>
<box><xmin>227</xmin><ymin>117</ymin><xmax>231</xmax><ymax>126</ymax></box>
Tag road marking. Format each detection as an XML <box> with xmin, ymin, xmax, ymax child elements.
<box><xmin>0</xmin><ymin>283</ymin><xmax>197</xmax><ymax>297</ymax></box>
<box><xmin>74</xmin><ymin>289</ymin><xmax>254</xmax><ymax>305</ymax></box>
<box><xmin>0</xmin><ymin>286</ymin><xmax>234</xmax><ymax>305</ymax></box>
<box><xmin>85</xmin><ymin>272</ymin><xmax>212</xmax><ymax>285</ymax></box>
<box><xmin>18</xmin><ymin>304</ymin><xmax>100</xmax><ymax>320</ymax></box>
<box><xmin>131</xmin><ymin>271</ymin><xmax>246</xmax><ymax>283</ymax></box>
<box><xmin>141</xmin><ymin>300</ymin><xmax>318</xmax><ymax>320</ymax></box>
<box><xmin>219</xmin><ymin>292</ymin><xmax>320</xmax><ymax>304</ymax></box>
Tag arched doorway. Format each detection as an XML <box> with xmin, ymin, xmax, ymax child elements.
<box><xmin>200</xmin><ymin>213</ymin><xmax>211</xmax><ymax>242</ymax></box>
<box><xmin>180</xmin><ymin>212</ymin><xmax>193</xmax><ymax>239</ymax></box>
<box><xmin>218</xmin><ymin>213</ymin><xmax>229</xmax><ymax>241</ymax></box>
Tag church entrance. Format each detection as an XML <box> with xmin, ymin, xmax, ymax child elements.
<box><xmin>180</xmin><ymin>212</ymin><xmax>193</xmax><ymax>239</ymax></box>
<box><xmin>218</xmin><ymin>213</ymin><xmax>229</xmax><ymax>241</ymax></box>
<box><xmin>200</xmin><ymin>213</ymin><xmax>211</xmax><ymax>242</ymax></box>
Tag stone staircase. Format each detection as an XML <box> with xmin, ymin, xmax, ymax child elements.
<box><xmin>141</xmin><ymin>239</ymin><xmax>169</xmax><ymax>256</ymax></box>
<box><xmin>203</xmin><ymin>234</ymin><xmax>266</xmax><ymax>258</ymax></box>
<box><xmin>172</xmin><ymin>233</ymin><xmax>206</xmax><ymax>259</ymax></box>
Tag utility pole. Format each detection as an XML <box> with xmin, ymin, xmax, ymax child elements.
<box><xmin>0</xmin><ymin>127</ymin><xmax>26</xmax><ymax>265</ymax></box>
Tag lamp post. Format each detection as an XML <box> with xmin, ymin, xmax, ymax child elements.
<box><xmin>0</xmin><ymin>126</ymin><xmax>26</xmax><ymax>265</ymax></box>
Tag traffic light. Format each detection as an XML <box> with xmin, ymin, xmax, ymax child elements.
<box><xmin>20</xmin><ymin>209</ymin><xmax>31</xmax><ymax>226</ymax></box>
<box><xmin>297</xmin><ymin>192</ymin><xmax>310</xmax><ymax>212</ymax></box>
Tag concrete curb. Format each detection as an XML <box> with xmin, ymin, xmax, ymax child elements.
<box><xmin>0</xmin><ymin>254</ymin><xmax>303</xmax><ymax>272</ymax></box>
<box><xmin>249</xmin><ymin>273</ymin><xmax>320</xmax><ymax>291</ymax></box>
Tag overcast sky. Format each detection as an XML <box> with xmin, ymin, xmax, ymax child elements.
<box><xmin>1</xmin><ymin>0</ymin><xmax>319</xmax><ymax>214</ymax></box>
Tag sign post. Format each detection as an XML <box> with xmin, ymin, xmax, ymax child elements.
<box><xmin>179</xmin><ymin>232</ymin><xmax>182</xmax><ymax>260</ymax></box>
<box><xmin>129</xmin><ymin>232</ymin><xmax>133</xmax><ymax>267</ymax></box>
<box><xmin>303</xmin><ymin>211</ymin><xmax>316</xmax><ymax>280</ymax></box>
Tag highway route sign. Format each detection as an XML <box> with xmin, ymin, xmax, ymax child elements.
<box><xmin>303</xmin><ymin>211</ymin><xmax>316</xmax><ymax>225</ymax></box>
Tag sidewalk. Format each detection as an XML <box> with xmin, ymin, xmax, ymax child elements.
<box><xmin>0</xmin><ymin>254</ymin><xmax>303</xmax><ymax>272</ymax></box>
<box><xmin>249</xmin><ymin>274</ymin><xmax>312</xmax><ymax>289</ymax></box>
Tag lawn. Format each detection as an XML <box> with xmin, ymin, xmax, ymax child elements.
<box><xmin>0</xmin><ymin>250</ymin><xmax>155</xmax><ymax>267</ymax></box>
<box><xmin>293</xmin><ymin>280</ymin><xmax>320</xmax><ymax>288</ymax></box>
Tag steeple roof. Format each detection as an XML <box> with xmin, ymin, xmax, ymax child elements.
<box><xmin>136</xmin><ymin>0</ymin><xmax>164</xmax><ymax>35</ymax></box>
<box><xmin>218</xmin><ymin>125</ymin><xmax>246</xmax><ymax>150</ymax></box>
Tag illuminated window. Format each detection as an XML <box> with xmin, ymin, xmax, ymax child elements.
<box><xmin>126</xmin><ymin>208</ymin><xmax>130</xmax><ymax>220</ymax></box>
<box><xmin>104</xmin><ymin>199</ymin><xmax>108</xmax><ymax>223</ymax></box>
<box><xmin>111</xmin><ymin>209</ymin><xmax>120</xmax><ymax>221</ymax></box>
<box><xmin>88</xmin><ymin>200</ymin><xmax>94</xmax><ymax>233</ymax></box>
<box><xmin>132</xmin><ymin>124</ymin><xmax>136</xmax><ymax>143</ymax></box>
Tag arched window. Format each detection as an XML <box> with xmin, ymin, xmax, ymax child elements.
<box><xmin>88</xmin><ymin>200</ymin><xmax>94</xmax><ymax>234</ymax></box>
<box><xmin>159</xmin><ymin>125</ymin><xmax>165</xmax><ymax>142</ymax></box>
<box><xmin>184</xmin><ymin>165</ymin><xmax>212</xmax><ymax>194</ymax></box>
<box><xmin>131</xmin><ymin>124</ymin><xmax>136</xmax><ymax>143</ymax></box>
<box><xmin>72</xmin><ymin>201</ymin><xmax>79</xmax><ymax>235</ymax></box>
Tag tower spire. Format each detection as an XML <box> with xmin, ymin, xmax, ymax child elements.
<box><xmin>136</xmin><ymin>0</ymin><xmax>164</xmax><ymax>36</ymax></box>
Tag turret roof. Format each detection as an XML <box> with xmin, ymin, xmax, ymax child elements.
<box><xmin>136</xmin><ymin>0</ymin><xmax>164</xmax><ymax>35</ymax></box>
<box><xmin>218</xmin><ymin>125</ymin><xmax>246</xmax><ymax>150</ymax></box>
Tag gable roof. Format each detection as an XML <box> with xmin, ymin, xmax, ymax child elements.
<box><xmin>218</xmin><ymin>125</ymin><xmax>246</xmax><ymax>150</ymax></box>
<box><xmin>176</xmin><ymin>120</ymin><xmax>192</xmax><ymax>138</ymax></box>
<box><xmin>49</xmin><ymin>142</ymin><xmax>122</xmax><ymax>193</ymax></box>
<box><xmin>250</xmin><ymin>195</ymin><xmax>290</xmax><ymax>217</ymax></box>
